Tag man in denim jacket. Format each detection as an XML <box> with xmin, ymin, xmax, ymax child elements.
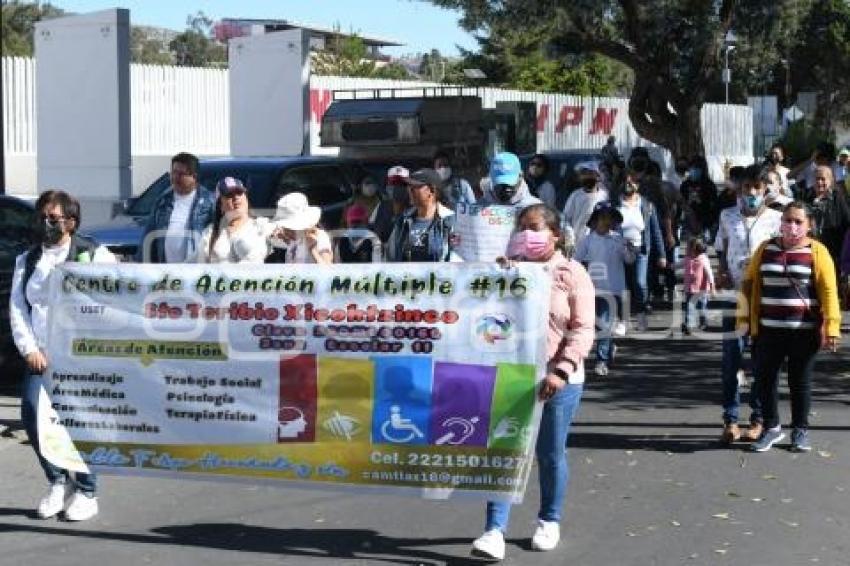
<box><xmin>137</xmin><ymin>152</ymin><xmax>216</xmax><ymax>263</ymax></box>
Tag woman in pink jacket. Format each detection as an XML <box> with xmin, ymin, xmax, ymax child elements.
<box><xmin>472</xmin><ymin>204</ymin><xmax>596</xmax><ymax>561</ymax></box>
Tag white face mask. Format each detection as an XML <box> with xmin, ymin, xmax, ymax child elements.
<box><xmin>436</xmin><ymin>167</ymin><xmax>452</xmax><ymax>182</ymax></box>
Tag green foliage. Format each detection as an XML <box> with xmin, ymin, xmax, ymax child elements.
<box><xmin>779</xmin><ymin>119</ymin><xmax>834</xmax><ymax>167</ymax></box>
<box><xmin>169</xmin><ymin>11</ymin><xmax>226</xmax><ymax>67</ymax></box>
<box><xmin>313</xmin><ymin>34</ymin><xmax>409</xmax><ymax>79</ymax></box>
<box><xmin>1</xmin><ymin>0</ymin><xmax>64</xmax><ymax>57</ymax></box>
<box><xmin>790</xmin><ymin>0</ymin><xmax>850</xmax><ymax>131</ymax></box>
<box><xmin>509</xmin><ymin>53</ymin><xmax>630</xmax><ymax>96</ymax></box>
<box><xmin>131</xmin><ymin>28</ymin><xmax>172</xmax><ymax>65</ymax></box>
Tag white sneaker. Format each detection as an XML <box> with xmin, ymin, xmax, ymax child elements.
<box><xmin>531</xmin><ymin>520</ymin><xmax>560</xmax><ymax>551</ymax></box>
<box><xmin>471</xmin><ymin>529</ymin><xmax>505</xmax><ymax>560</ymax></box>
<box><xmin>36</xmin><ymin>482</ymin><xmax>71</xmax><ymax>519</ymax></box>
<box><xmin>637</xmin><ymin>313</ymin><xmax>648</xmax><ymax>332</ymax></box>
<box><xmin>594</xmin><ymin>361</ymin><xmax>609</xmax><ymax>377</ymax></box>
<box><xmin>64</xmin><ymin>491</ymin><xmax>99</xmax><ymax>521</ymax></box>
<box><xmin>613</xmin><ymin>322</ymin><xmax>627</xmax><ymax>337</ymax></box>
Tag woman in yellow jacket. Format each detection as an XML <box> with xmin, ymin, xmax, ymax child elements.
<box><xmin>738</xmin><ymin>201</ymin><xmax>840</xmax><ymax>453</ymax></box>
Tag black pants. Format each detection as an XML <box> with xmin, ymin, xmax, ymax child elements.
<box><xmin>755</xmin><ymin>327</ymin><xmax>820</xmax><ymax>430</ymax></box>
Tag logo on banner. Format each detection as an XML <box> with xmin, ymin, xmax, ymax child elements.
<box><xmin>475</xmin><ymin>314</ymin><xmax>516</xmax><ymax>351</ymax></box>
<box><xmin>435</xmin><ymin>415</ymin><xmax>480</xmax><ymax>445</ymax></box>
<box><xmin>322</xmin><ymin>410</ymin><xmax>362</xmax><ymax>441</ymax></box>
<box><xmin>278</xmin><ymin>406</ymin><xmax>308</xmax><ymax>441</ymax></box>
<box><xmin>380</xmin><ymin>405</ymin><xmax>426</xmax><ymax>443</ymax></box>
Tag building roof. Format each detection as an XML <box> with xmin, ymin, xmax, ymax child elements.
<box><xmin>217</xmin><ymin>18</ymin><xmax>403</xmax><ymax>47</ymax></box>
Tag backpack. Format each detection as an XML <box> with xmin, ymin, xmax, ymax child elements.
<box><xmin>22</xmin><ymin>234</ymin><xmax>99</xmax><ymax>312</ymax></box>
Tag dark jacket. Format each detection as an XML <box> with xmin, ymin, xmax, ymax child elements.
<box><xmin>386</xmin><ymin>207</ymin><xmax>455</xmax><ymax>262</ymax></box>
<box><xmin>811</xmin><ymin>189</ymin><xmax>850</xmax><ymax>262</ymax></box>
<box><xmin>136</xmin><ymin>185</ymin><xmax>216</xmax><ymax>263</ymax></box>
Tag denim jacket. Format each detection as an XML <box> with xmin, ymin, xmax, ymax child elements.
<box><xmin>386</xmin><ymin>206</ymin><xmax>455</xmax><ymax>262</ymax></box>
<box><xmin>137</xmin><ymin>185</ymin><xmax>216</xmax><ymax>263</ymax></box>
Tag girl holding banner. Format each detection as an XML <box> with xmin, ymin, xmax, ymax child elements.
<box><xmin>472</xmin><ymin>204</ymin><xmax>595</xmax><ymax>560</ymax></box>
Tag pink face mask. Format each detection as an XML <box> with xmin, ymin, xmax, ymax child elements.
<box><xmin>508</xmin><ymin>229</ymin><xmax>553</xmax><ymax>260</ymax></box>
<box><xmin>780</xmin><ymin>219</ymin><xmax>807</xmax><ymax>246</ymax></box>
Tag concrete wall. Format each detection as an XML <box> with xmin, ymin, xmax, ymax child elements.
<box><xmin>35</xmin><ymin>9</ymin><xmax>131</xmax><ymax>204</ymax></box>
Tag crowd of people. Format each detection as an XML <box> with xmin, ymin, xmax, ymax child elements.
<box><xmin>9</xmin><ymin>141</ymin><xmax>848</xmax><ymax>560</ymax></box>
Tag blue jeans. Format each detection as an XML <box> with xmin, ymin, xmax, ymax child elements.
<box><xmin>718</xmin><ymin>297</ymin><xmax>761</xmax><ymax>425</ymax></box>
<box><xmin>682</xmin><ymin>292</ymin><xmax>708</xmax><ymax>328</ymax></box>
<box><xmin>21</xmin><ymin>372</ymin><xmax>97</xmax><ymax>494</ymax></box>
<box><xmin>625</xmin><ymin>253</ymin><xmax>649</xmax><ymax>312</ymax></box>
<box><xmin>594</xmin><ymin>295</ymin><xmax>618</xmax><ymax>363</ymax></box>
<box><xmin>484</xmin><ymin>384</ymin><xmax>583</xmax><ymax>532</ymax></box>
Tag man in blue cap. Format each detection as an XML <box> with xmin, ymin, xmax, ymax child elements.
<box><xmin>479</xmin><ymin>152</ymin><xmax>541</xmax><ymax>211</ymax></box>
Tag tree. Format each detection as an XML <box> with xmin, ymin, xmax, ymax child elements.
<box><xmin>131</xmin><ymin>27</ymin><xmax>173</xmax><ymax>65</ymax></box>
<box><xmin>169</xmin><ymin>11</ymin><xmax>226</xmax><ymax>67</ymax></box>
<box><xmin>313</xmin><ymin>33</ymin><xmax>409</xmax><ymax>79</ymax></box>
<box><xmin>790</xmin><ymin>0</ymin><xmax>850</xmax><ymax>134</ymax></box>
<box><xmin>1</xmin><ymin>1</ymin><xmax>64</xmax><ymax>57</ymax></box>
<box><xmin>429</xmin><ymin>0</ymin><xmax>790</xmax><ymax>160</ymax></box>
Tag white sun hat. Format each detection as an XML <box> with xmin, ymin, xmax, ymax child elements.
<box><xmin>273</xmin><ymin>192</ymin><xmax>322</xmax><ymax>230</ymax></box>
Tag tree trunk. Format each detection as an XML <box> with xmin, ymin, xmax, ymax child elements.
<box><xmin>627</xmin><ymin>74</ymin><xmax>706</xmax><ymax>162</ymax></box>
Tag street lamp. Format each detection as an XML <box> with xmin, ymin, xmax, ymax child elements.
<box><xmin>722</xmin><ymin>30</ymin><xmax>737</xmax><ymax>105</ymax></box>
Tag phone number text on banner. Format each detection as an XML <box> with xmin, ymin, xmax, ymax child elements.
<box><xmin>46</xmin><ymin>262</ymin><xmax>551</xmax><ymax>502</ymax></box>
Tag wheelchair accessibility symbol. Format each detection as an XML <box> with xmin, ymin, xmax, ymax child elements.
<box><xmin>380</xmin><ymin>405</ymin><xmax>425</xmax><ymax>443</ymax></box>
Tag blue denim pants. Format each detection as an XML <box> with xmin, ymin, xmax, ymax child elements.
<box><xmin>21</xmin><ymin>372</ymin><xmax>97</xmax><ymax>494</ymax></box>
<box><xmin>718</xmin><ymin>296</ymin><xmax>762</xmax><ymax>425</ymax></box>
<box><xmin>484</xmin><ymin>383</ymin><xmax>583</xmax><ymax>532</ymax></box>
<box><xmin>625</xmin><ymin>252</ymin><xmax>649</xmax><ymax>312</ymax></box>
<box><xmin>595</xmin><ymin>295</ymin><xmax>620</xmax><ymax>363</ymax></box>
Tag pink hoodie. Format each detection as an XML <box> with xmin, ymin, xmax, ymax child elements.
<box><xmin>544</xmin><ymin>251</ymin><xmax>596</xmax><ymax>384</ymax></box>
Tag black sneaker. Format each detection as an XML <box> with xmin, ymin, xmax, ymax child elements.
<box><xmin>790</xmin><ymin>428</ymin><xmax>812</xmax><ymax>452</ymax></box>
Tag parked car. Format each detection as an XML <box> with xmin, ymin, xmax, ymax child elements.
<box><xmin>86</xmin><ymin>156</ymin><xmax>373</xmax><ymax>260</ymax></box>
<box><xmin>520</xmin><ymin>150</ymin><xmax>602</xmax><ymax>210</ymax></box>
<box><xmin>0</xmin><ymin>195</ymin><xmax>35</xmax><ymax>387</ymax></box>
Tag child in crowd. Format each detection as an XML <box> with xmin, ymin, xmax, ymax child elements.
<box><xmin>335</xmin><ymin>204</ymin><xmax>380</xmax><ymax>263</ymax></box>
<box><xmin>681</xmin><ymin>236</ymin><xmax>715</xmax><ymax>335</ymax></box>
<box><xmin>574</xmin><ymin>202</ymin><xmax>636</xmax><ymax>376</ymax></box>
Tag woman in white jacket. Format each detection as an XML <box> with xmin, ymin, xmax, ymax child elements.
<box><xmin>10</xmin><ymin>190</ymin><xmax>116</xmax><ymax>522</ymax></box>
<box><xmin>197</xmin><ymin>177</ymin><xmax>270</xmax><ymax>264</ymax></box>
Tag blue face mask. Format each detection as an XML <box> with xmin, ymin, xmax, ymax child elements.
<box><xmin>688</xmin><ymin>167</ymin><xmax>702</xmax><ymax>181</ymax></box>
<box><xmin>745</xmin><ymin>194</ymin><xmax>763</xmax><ymax>210</ymax></box>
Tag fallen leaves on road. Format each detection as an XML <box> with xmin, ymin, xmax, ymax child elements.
<box><xmin>780</xmin><ymin>520</ymin><xmax>800</xmax><ymax>528</ymax></box>
<box><xmin>762</xmin><ymin>474</ymin><xmax>778</xmax><ymax>480</ymax></box>
<box><xmin>712</xmin><ymin>512</ymin><xmax>731</xmax><ymax>520</ymax></box>
<box><xmin>817</xmin><ymin>450</ymin><xmax>832</xmax><ymax>459</ymax></box>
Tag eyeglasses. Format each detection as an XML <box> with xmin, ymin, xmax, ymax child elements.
<box><xmin>171</xmin><ymin>169</ymin><xmax>193</xmax><ymax>177</ymax></box>
<box><xmin>222</xmin><ymin>190</ymin><xmax>246</xmax><ymax>199</ymax></box>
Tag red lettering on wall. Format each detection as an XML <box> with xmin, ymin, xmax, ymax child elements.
<box><xmin>588</xmin><ymin>108</ymin><xmax>618</xmax><ymax>135</ymax></box>
<box><xmin>536</xmin><ymin>104</ymin><xmax>549</xmax><ymax>132</ymax></box>
<box><xmin>310</xmin><ymin>89</ymin><xmax>333</xmax><ymax>123</ymax></box>
<box><xmin>554</xmin><ymin>105</ymin><xmax>584</xmax><ymax>132</ymax></box>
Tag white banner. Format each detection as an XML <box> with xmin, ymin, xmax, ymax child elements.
<box><xmin>454</xmin><ymin>204</ymin><xmax>516</xmax><ymax>262</ymax></box>
<box><xmin>44</xmin><ymin>262</ymin><xmax>551</xmax><ymax>501</ymax></box>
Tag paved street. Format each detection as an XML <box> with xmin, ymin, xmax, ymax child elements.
<box><xmin>1</xmin><ymin>307</ymin><xmax>848</xmax><ymax>566</ymax></box>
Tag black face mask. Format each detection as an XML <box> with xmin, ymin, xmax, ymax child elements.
<box><xmin>580</xmin><ymin>178</ymin><xmax>597</xmax><ymax>190</ymax></box>
<box><xmin>37</xmin><ymin>218</ymin><xmax>65</xmax><ymax>245</ymax></box>
<box><xmin>494</xmin><ymin>183</ymin><xmax>518</xmax><ymax>203</ymax></box>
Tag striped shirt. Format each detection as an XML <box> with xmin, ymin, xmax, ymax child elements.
<box><xmin>759</xmin><ymin>241</ymin><xmax>819</xmax><ymax>329</ymax></box>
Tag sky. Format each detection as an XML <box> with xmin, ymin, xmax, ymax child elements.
<box><xmin>50</xmin><ymin>0</ymin><xmax>480</xmax><ymax>57</ymax></box>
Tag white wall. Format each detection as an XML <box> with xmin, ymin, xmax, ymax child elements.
<box><xmin>35</xmin><ymin>9</ymin><xmax>132</xmax><ymax>201</ymax></box>
<box><xmin>229</xmin><ymin>30</ymin><xmax>309</xmax><ymax>156</ymax></box>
